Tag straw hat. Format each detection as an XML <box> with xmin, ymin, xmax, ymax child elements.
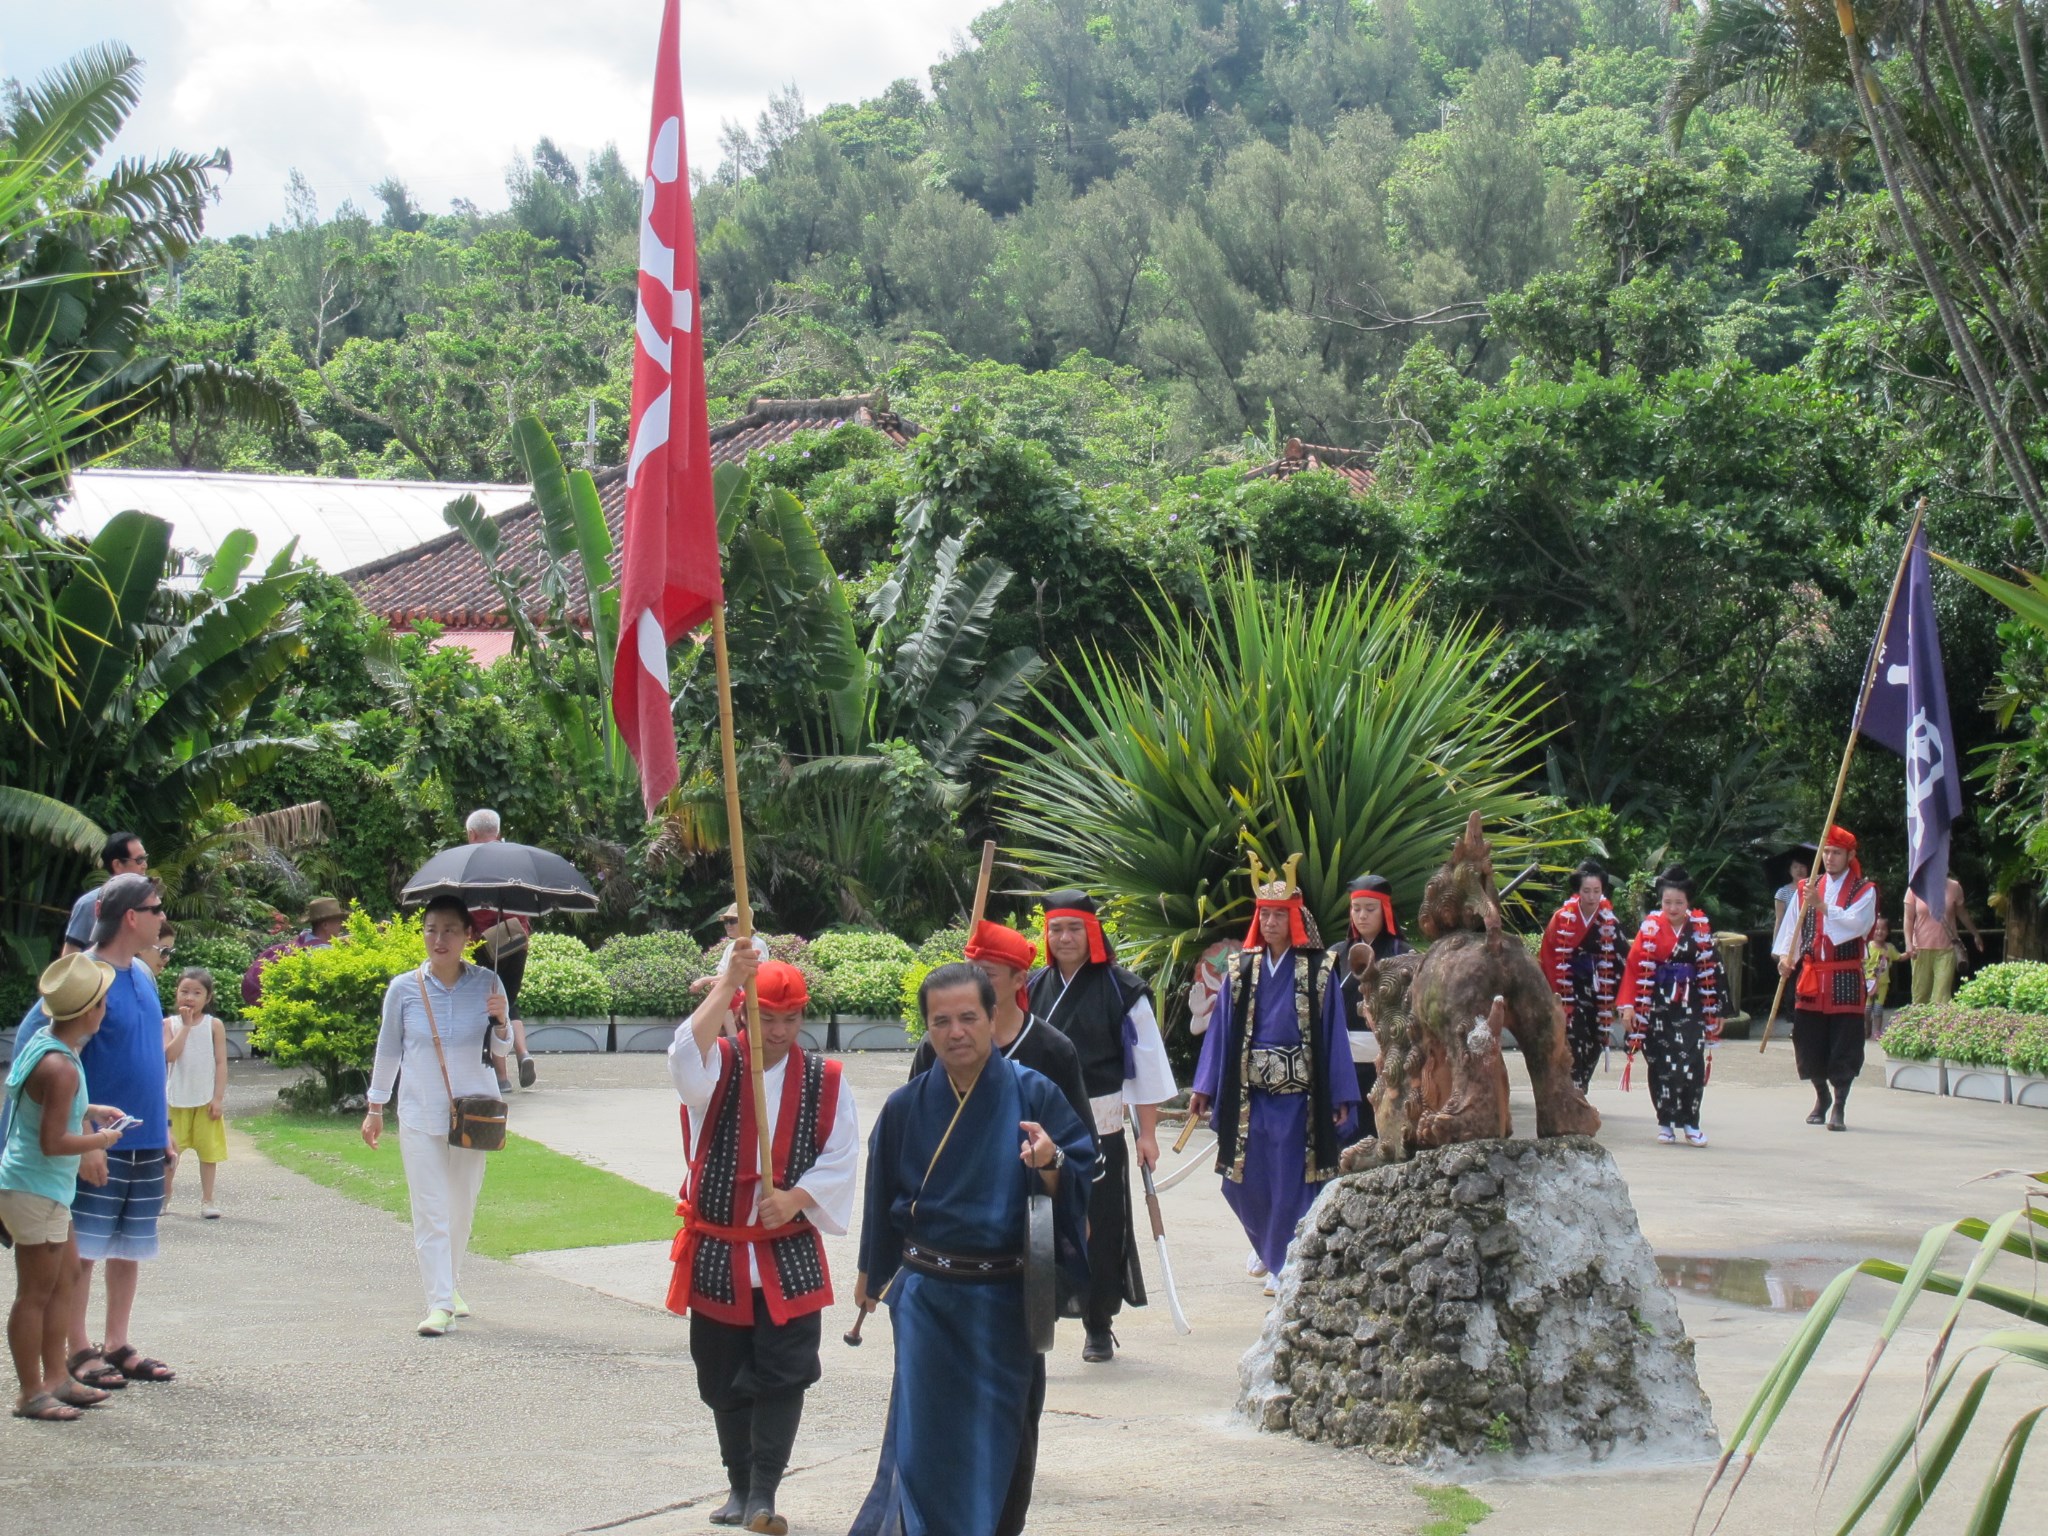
<box><xmin>39</xmin><ymin>953</ymin><xmax>116</xmax><ymax>1023</ymax></box>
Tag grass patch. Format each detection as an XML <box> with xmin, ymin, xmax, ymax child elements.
<box><xmin>242</xmin><ymin>1113</ymin><xmax>678</xmax><ymax>1258</ymax></box>
<box><xmin>1415</xmin><ymin>1483</ymin><xmax>1491</xmax><ymax>1536</ymax></box>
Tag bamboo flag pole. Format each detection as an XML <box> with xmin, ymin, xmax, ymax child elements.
<box><xmin>969</xmin><ymin>839</ymin><xmax>997</xmax><ymax>930</ymax></box>
<box><xmin>1758</xmin><ymin>499</ymin><xmax>1927</xmax><ymax>1053</ymax></box>
<box><xmin>710</xmin><ymin>602</ymin><xmax>775</xmax><ymax>1190</ymax></box>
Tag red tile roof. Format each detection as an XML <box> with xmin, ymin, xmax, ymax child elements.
<box><xmin>345</xmin><ymin>395</ymin><xmax>920</xmax><ymax>628</ymax></box>
<box><xmin>1244</xmin><ymin>437</ymin><xmax>1376</xmax><ymax>496</ymax></box>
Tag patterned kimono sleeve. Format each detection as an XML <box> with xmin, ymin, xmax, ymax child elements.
<box><xmin>1697</xmin><ymin>918</ymin><xmax>1725</xmax><ymax>1038</ymax></box>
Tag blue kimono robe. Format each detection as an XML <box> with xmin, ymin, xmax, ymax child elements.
<box><xmin>848</xmin><ymin>1055</ymin><xmax>1094</xmax><ymax>1536</ymax></box>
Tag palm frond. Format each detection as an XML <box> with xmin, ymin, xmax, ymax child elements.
<box><xmin>3</xmin><ymin>41</ymin><xmax>141</xmax><ymax>172</ymax></box>
<box><xmin>81</xmin><ymin>149</ymin><xmax>231</xmax><ymax>264</ymax></box>
<box><xmin>0</xmin><ymin>786</ymin><xmax>102</xmax><ymax>856</ymax></box>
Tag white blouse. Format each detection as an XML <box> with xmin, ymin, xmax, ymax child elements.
<box><xmin>369</xmin><ymin>964</ymin><xmax>510</xmax><ymax>1128</ymax></box>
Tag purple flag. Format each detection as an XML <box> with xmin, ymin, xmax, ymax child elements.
<box><xmin>1859</xmin><ymin>525</ymin><xmax>1962</xmax><ymax>918</ymax></box>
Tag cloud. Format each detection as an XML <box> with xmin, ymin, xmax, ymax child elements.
<box><xmin>1</xmin><ymin>0</ymin><xmax>986</xmax><ymax>236</ymax></box>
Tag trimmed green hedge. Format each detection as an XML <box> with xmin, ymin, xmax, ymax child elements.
<box><xmin>520</xmin><ymin>946</ymin><xmax>611</xmax><ymax>1018</ymax></box>
<box><xmin>809</xmin><ymin>929</ymin><xmax>915</xmax><ymax>970</ymax></box>
<box><xmin>1953</xmin><ymin>962</ymin><xmax>2048</xmax><ymax>1014</ymax></box>
<box><xmin>1885</xmin><ymin>1003</ymin><xmax>2033</xmax><ymax>1068</ymax></box>
<box><xmin>157</xmin><ymin>934</ymin><xmax>259</xmax><ymax>1022</ymax></box>
<box><xmin>823</xmin><ymin>959</ymin><xmax>908</xmax><ymax>1018</ymax></box>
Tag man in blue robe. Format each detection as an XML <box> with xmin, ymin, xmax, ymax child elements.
<box><xmin>849</xmin><ymin>963</ymin><xmax>1094</xmax><ymax>1536</ymax></box>
<box><xmin>1189</xmin><ymin>854</ymin><xmax>1359</xmax><ymax>1293</ymax></box>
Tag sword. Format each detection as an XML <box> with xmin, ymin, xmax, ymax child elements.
<box><xmin>1135</xmin><ymin>1116</ymin><xmax>1192</xmax><ymax>1335</ymax></box>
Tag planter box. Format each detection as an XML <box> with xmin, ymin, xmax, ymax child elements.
<box><xmin>526</xmin><ymin>1016</ymin><xmax>609</xmax><ymax>1053</ymax></box>
<box><xmin>798</xmin><ymin>1021</ymin><xmax>829</xmax><ymax>1053</ymax></box>
<box><xmin>837</xmin><ymin>1016</ymin><xmax>913</xmax><ymax>1052</ymax></box>
<box><xmin>1945</xmin><ymin>1060</ymin><xmax>2011</xmax><ymax>1104</ymax></box>
<box><xmin>221</xmin><ymin>1024</ymin><xmax>254</xmax><ymax>1060</ymax></box>
<box><xmin>614</xmin><ymin>1015</ymin><xmax>677</xmax><ymax>1053</ymax></box>
<box><xmin>2011</xmin><ymin>1071</ymin><xmax>2048</xmax><ymax>1109</ymax></box>
<box><xmin>1884</xmin><ymin>1056</ymin><xmax>1945</xmax><ymax>1094</ymax></box>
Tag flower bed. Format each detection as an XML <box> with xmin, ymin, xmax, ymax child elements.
<box><xmin>1885</xmin><ymin>1003</ymin><xmax>2040</xmax><ymax>1105</ymax></box>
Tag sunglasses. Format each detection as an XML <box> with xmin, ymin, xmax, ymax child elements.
<box><xmin>139</xmin><ymin>902</ymin><xmax>165</xmax><ymax>914</ymax></box>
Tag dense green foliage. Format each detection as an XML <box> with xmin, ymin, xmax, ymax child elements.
<box><xmin>246</xmin><ymin>908</ymin><xmax>422</xmax><ymax>1108</ymax></box>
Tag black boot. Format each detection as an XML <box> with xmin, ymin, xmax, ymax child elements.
<box><xmin>1806</xmin><ymin>1083</ymin><xmax>1829</xmax><ymax>1125</ymax></box>
<box><xmin>709</xmin><ymin>1406</ymin><xmax>751</xmax><ymax>1525</ymax></box>
<box><xmin>744</xmin><ymin>1392</ymin><xmax>803</xmax><ymax>1534</ymax></box>
<box><xmin>1828</xmin><ymin>1079</ymin><xmax>1850</xmax><ymax>1132</ymax></box>
<box><xmin>1082</xmin><ymin>1326</ymin><xmax>1116</xmax><ymax>1363</ymax></box>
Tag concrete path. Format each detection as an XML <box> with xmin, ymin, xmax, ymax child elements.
<box><xmin>1</xmin><ymin>1040</ymin><xmax>2043</xmax><ymax>1533</ymax></box>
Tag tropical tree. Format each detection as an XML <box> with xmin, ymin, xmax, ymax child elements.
<box><xmin>0</xmin><ymin>510</ymin><xmax>317</xmax><ymax>962</ymax></box>
<box><xmin>0</xmin><ymin>40</ymin><xmax>296</xmax><ymax>459</ymax></box>
<box><xmin>1669</xmin><ymin>0</ymin><xmax>2048</xmax><ymax>552</ymax></box>
<box><xmin>996</xmin><ymin>561</ymin><xmax>1554</xmax><ymax>1012</ymax></box>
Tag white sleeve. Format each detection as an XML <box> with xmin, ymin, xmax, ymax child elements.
<box><xmin>367</xmin><ymin>977</ymin><xmax>405</xmax><ymax>1106</ymax></box>
<box><xmin>1824</xmin><ymin>881</ymin><xmax>1876</xmax><ymax>945</ymax></box>
<box><xmin>1121</xmin><ymin>996</ymin><xmax>1178</xmax><ymax>1107</ymax></box>
<box><xmin>667</xmin><ymin>1022</ymin><xmax>722</xmax><ymax>1112</ymax></box>
<box><xmin>793</xmin><ymin>1075</ymin><xmax>860</xmax><ymax>1236</ymax></box>
<box><xmin>1771</xmin><ymin>899</ymin><xmax>1800</xmax><ymax>959</ymax></box>
<box><xmin>715</xmin><ymin>935</ymin><xmax>771</xmax><ymax>975</ymax></box>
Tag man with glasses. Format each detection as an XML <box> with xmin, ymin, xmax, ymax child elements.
<box><xmin>60</xmin><ymin>831</ymin><xmax>147</xmax><ymax>956</ymax></box>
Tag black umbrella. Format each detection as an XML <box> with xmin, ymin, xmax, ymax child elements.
<box><xmin>400</xmin><ymin>842</ymin><xmax>598</xmax><ymax>918</ymax></box>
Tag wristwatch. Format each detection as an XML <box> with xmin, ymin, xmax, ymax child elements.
<box><xmin>1043</xmin><ymin>1144</ymin><xmax>1065</xmax><ymax>1172</ymax></box>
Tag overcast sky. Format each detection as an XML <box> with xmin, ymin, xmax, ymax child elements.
<box><xmin>1</xmin><ymin>1</ymin><xmax>989</xmax><ymax>236</ymax></box>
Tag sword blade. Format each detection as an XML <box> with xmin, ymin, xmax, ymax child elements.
<box><xmin>1139</xmin><ymin>1153</ymin><xmax>1192</xmax><ymax>1335</ymax></box>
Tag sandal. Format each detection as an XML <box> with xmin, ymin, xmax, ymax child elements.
<box><xmin>103</xmin><ymin>1343</ymin><xmax>176</xmax><ymax>1382</ymax></box>
<box><xmin>13</xmin><ymin>1391</ymin><xmax>82</xmax><ymax>1422</ymax></box>
<box><xmin>67</xmin><ymin>1348</ymin><xmax>126</xmax><ymax>1391</ymax></box>
<box><xmin>52</xmin><ymin>1380</ymin><xmax>110</xmax><ymax>1409</ymax></box>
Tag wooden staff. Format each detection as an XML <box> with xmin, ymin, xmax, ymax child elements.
<box><xmin>848</xmin><ymin>837</ymin><xmax>997</xmax><ymax>1348</ymax></box>
<box><xmin>710</xmin><ymin>603</ymin><xmax>775</xmax><ymax>1189</ymax></box>
<box><xmin>970</xmin><ymin>838</ymin><xmax>997</xmax><ymax>930</ymax></box>
<box><xmin>1759</xmin><ymin>500</ymin><xmax>1926</xmax><ymax>1053</ymax></box>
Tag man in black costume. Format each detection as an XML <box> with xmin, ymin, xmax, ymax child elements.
<box><xmin>1027</xmin><ymin>891</ymin><xmax>1177</xmax><ymax>1363</ymax></box>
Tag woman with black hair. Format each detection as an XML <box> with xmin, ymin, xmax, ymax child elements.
<box><xmin>360</xmin><ymin>894</ymin><xmax>511</xmax><ymax>1335</ymax></box>
<box><xmin>1539</xmin><ymin>861</ymin><xmax>1624</xmax><ymax>1092</ymax></box>
<box><xmin>1616</xmin><ymin>867</ymin><xmax>1724</xmax><ymax>1147</ymax></box>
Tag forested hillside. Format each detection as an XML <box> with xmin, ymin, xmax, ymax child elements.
<box><xmin>27</xmin><ymin>0</ymin><xmax>2048</xmax><ymax>952</ymax></box>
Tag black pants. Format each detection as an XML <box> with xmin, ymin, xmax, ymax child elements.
<box><xmin>1565</xmin><ymin>997</ymin><xmax>1605</xmax><ymax>1092</ymax></box>
<box><xmin>1793</xmin><ymin>1008</ymin><xmax>1866</xmax><ymax>1086</ymax></box>
<box><xmin>1646</xmin><ymin>1010</ymin><xmax>1708</xmax><ymax>1129</ymax></box>
<box><xmin>689</xmin><ymin>1292</ymin><xmax>821</xmax><ymax>1496</ymax></box>
<box><xmin>477</xmin><ymin>946</ymin><xmax>526</xmax><ymax>1065</ymax></box>
<box><xmin>1085</xmin><ymin>1130</ymin><xmax>1144</xmax><ymax>1332</ymax></box>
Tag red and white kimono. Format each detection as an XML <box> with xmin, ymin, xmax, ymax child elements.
<box><xmin>1539</xmin><ymin>896</ymin><xmax>1623</xmax><ymax>1090</ymax></box>
<box><xmin>1617</xmin><ymin>910</ymin><xmax>1724</xmax><ymax>1131</ymax></box>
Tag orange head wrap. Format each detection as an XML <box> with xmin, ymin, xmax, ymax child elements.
<box><xmin>749</xmin><ymin>959</ymin><xmax>809</xmax><ymax>1013</ymax></box>
<box><xmin>964</xmin><ymin>920</ymin><xmax>1035</xmax><ymax>1011</ymax></box>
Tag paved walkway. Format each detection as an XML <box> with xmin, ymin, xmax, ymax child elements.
<box><xmin>1</xmin><ymin>1039</ymin><xmax>2042</xmax><ymax>1533</ymax></box>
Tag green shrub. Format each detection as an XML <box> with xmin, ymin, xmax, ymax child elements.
<box><xmin>594</xmin><ymin>931</ymin><xmax>706</xmax><ymax>983</ymax></box>
<box><xmin>824</xmin><ymin>958</ymin><xmax>908</xmax><ymax>1018</ymax></box>
<box><xmin>157</xmin><ymin>934</ymin><xmax>258</xmax><ymax>1023</ymax></box>
<box><xmin>248</xmin><ymin>910</ymin><xmax>424</xmax><ymax>1111</ymax></box>
<box><xmin>526</xmin><ymin>931</ymin><xmax>595</xmax><ymax>965</ymax></box>
<box><xmin>519</xmin><ymin>946</ymin><xmax>611</xmax><ymax>1018</ymax></box>
<box><xmin>1881</xmin><ymin>1007</ymin><xmax>1942</xmax><ymax>1062</ymax></box>
<box><xmin>0</xmin><ymin>968</ymin><xmax>40</xmax><ymax>1031</ymax></box>
<box><xmin>809</xmin><ymin>929</ymin><xmax>915</xmax><ymax>970</ymax></box>
<box><xmin>2011</xmin><ymin>1018</ymin><xmax>2048</xmax><ymax>1077</ymax></box>
<box><xmin>901</xmin><ymin>961</ymin><xmax>932</xmax><ymax>1041</ymax></box>
<box><xmin>914</xmin><ymin>927</ymin><xmax>971</xmax><ymax>967</ymax></box>
<box><xmin>604</xmin><ymin>954</ymin><xmax>700</xmax><ymax>1016</ymax></box>
<box><xmin>1954</xmin><ymin>961</ymin><xmax>2048</xmax><ymax>1014</ymax></box>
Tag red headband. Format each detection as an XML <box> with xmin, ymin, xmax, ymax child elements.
<box><xmin>748</xmin><ymin>959</ymin><xmax>809</xmax><ymax>1013</ymax></box>
<box><xmin>1243</xmin><ymin>894</ymin><xmax>1310</xmax><ymax>949</ymax></box>
<box><xmin>965</xmin><ymin>920</ymin><xmax>1035</xmax><ymax>1011</ymax></box>
<box><xmin>1349</xmin><ymin>889</ymin><xmax>1399</xmax><ymax>941</ymax></box>
<box><xmin>1042</xmin><ymin>907</ymin><xmax>1109</xmax><ymax>966</ymax></box>
<box><xmin>1824</xmin><ymin>826</ymin><xmax>1857</xmax><ymax>851</ymax></box>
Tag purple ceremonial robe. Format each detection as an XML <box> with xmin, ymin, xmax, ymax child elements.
<box><xmin>1192</xmin><ymin>949</ymin><xmax>1358</xmax><ymax>1276</ymax></box>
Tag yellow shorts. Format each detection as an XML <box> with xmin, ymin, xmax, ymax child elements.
<box><xmin>169</xmin><ymin>1105</ymin><xmax>229</xmax><ymax>1164</ymax></box>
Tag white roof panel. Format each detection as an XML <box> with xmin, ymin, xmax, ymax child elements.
<box><xmin>60</xmin><ymin>469</ymin><xmax>532</xmax><ymax>577</ymax></box>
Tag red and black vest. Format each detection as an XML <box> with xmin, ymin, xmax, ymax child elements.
<box><xmin>1791</xmin><ymin>873</ymin><xmax>1876</xmax><ymax>1017</ymax></box>
<box><xmin>667</xmin><ymin>1038</ymin><xmax>841</xmax><ymax>1326</ymax></box>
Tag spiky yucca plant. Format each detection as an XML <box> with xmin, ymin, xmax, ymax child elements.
<box><xmin>995</xmin><ymin>563</ymin><xmax>1553</xmax><ymax>1010</ymax></box>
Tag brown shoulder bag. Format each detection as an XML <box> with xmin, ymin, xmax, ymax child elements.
<box><xmin>417</xmin><ymin>969</ymin><xmax>508</xmax><ymax>1151</ymax></box>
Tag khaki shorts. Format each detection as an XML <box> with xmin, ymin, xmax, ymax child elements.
<box><xmin>0</xmin><ymin>1187</ymin><xmax>73</xmax><ymax>1246</ymax></box>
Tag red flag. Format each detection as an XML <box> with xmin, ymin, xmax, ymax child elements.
<box><xmin>613</xmin><ymin>0</ymin><xmax>722</xmax><ymax>813</ymax></box>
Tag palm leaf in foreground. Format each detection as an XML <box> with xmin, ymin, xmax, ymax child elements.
<box><xmin>1696</xmin><ymin>1175</ymin><xmax>2048</xmax><ymax>1535</ymax></box>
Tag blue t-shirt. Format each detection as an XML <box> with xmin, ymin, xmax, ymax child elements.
<box><xmin>15</xmin><ymin>958</ymin><xmax>168</xmax><ymax>1153</ymax></box>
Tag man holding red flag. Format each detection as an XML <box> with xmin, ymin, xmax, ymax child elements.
<box><xmin>614</xmin><ymin>0</ymin><xmax>725</xmax><ymax>813</ymax></box>
<box><xmin>667</xmin><ymin>947</ymin><xmax>858</xmax><ymax>1534</ymax></box>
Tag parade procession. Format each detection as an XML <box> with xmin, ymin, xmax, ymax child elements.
<box><xmin>13</xmin><ymin>0</ymin><xmax>2048</xmax><ymax>1532</ymax></box>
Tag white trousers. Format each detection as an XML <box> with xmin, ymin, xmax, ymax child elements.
<box><xmin>398</xmin><ymin>1121</ymin><xmax>488</xmax><ymax>1311</ymax></box>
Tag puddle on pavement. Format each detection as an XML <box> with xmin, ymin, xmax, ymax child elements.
<box><xmin>1655</xmin><ymin>1254</ymin><xmax>1838</xmax><ymax>1312</ymax></box>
